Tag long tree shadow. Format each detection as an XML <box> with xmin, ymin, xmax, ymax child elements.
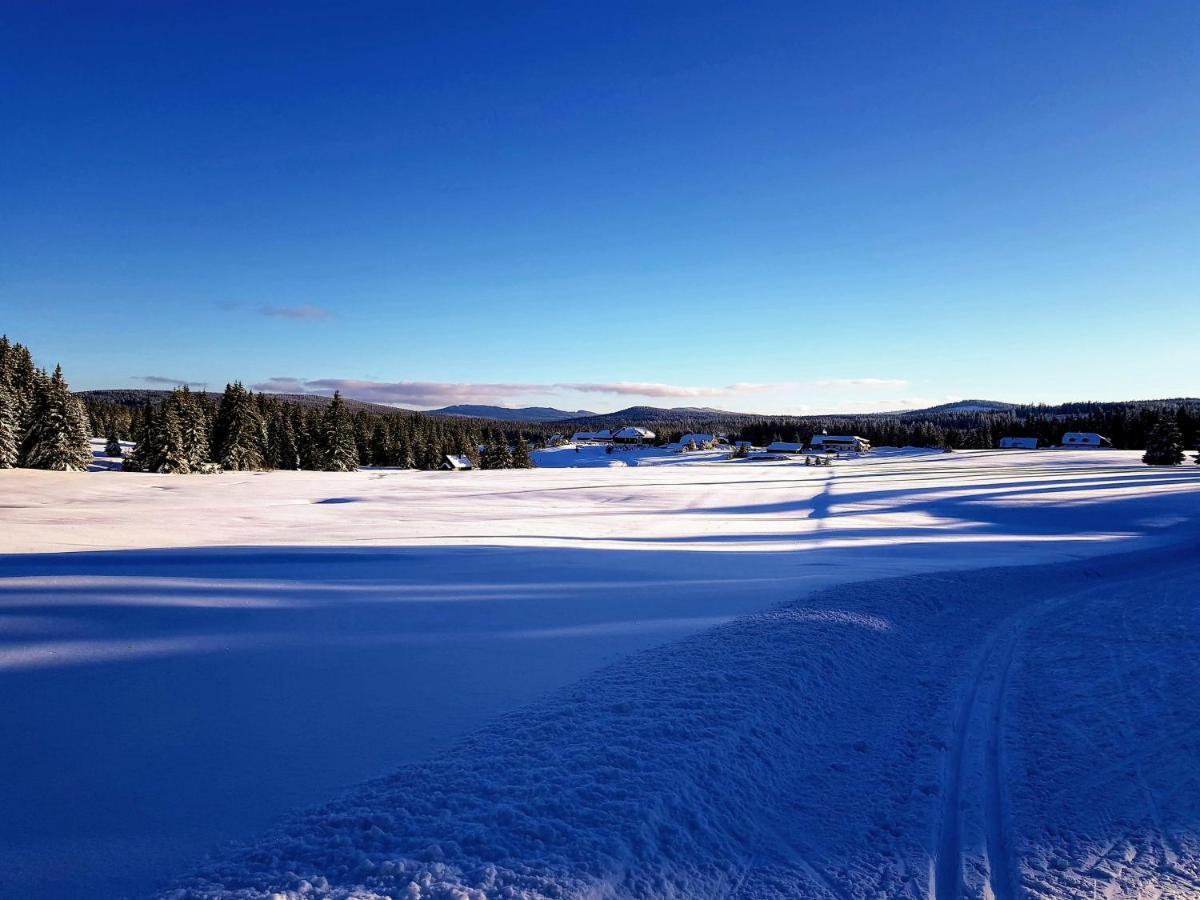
<box><xmin>154</xmin><ymin>540</ymin><xmax>1200</xmax><ymax>900</ymax></box>
<box><xmin>1</xmin><ymin>473</ymin><xmax>1199</xmax><ymax>899</ymax></box>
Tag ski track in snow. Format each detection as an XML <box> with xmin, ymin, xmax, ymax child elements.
<box><xmin>3</xmin><ymin>447</ymin><xmax>1200</xmax><ymax>899</ymax></box>
<box><xmin>161</xmin><ymin>542</ymin><xmax>1200</xmax><ymax>900</ymax></box>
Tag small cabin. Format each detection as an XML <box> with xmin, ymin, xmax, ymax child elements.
<box><xmin>999</xmin><ymin>437</ymin><xmax>1038</xmax><ymax>450</ymax></box>
<box><xmin>1061</xmin><ymin>432</ymin><xmax>1111</xmax><ymax>448</ymax></box>
<box><xmin>441</xmin><ymin>454</ymin><xmax>474</xmax><ymax>471</ymax></box>
<box><xmin>810</xmin><ymin>434</ymin><xmax>871</xmax><ymax>453</ymax></box>
<box><xmin>765</xmin><ymin>441</ymin><xmax>805</xmax><ymax>454</ymax></box>
<box><xmin>612</xmin><ymin>426</ymin><xmax>656</xmax><ymax>445</ymax></box>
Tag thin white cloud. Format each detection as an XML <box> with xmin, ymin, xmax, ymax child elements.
<box><xmin>258</xmin><ymin>305</ymin><xmax>334</xmax><ymax>321</ymax></box>
<box><xmin>136</xmin><ymin>375</ymin><xmax>208</xmax><ymax>389</ymax></box>
<box><xmin>250</xmin><ymin>377</ymin><xmax>310</xmax><ymax>394</ymax></box>
<box><xmin>811</xmin><ymin>378</ymin><xmax>909</xmax><ymax>388</ymax></box>
<box><xmin>245</xmin><ymin>376</ymin><xmax>911</xmax><ymax>411</ymax></box>
<box><xmin>555</xmin><ymin>381</ymin><xmax>781</xmax><ymax>399</ymax></box>
<box><xmin>254</xmin><ymin>379</ymin><xmax>548</xmax><ymax>408</ymax></box>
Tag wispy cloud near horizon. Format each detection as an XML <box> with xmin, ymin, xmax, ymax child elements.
<box><xmin>554</xmin><ymin>381</ymin><xmax>782</xmax><ymax>399</ymax></box>
<box><xmin>258</xmin><ymin>305</ymin><xmax>334</xmax><ymax>320</ymax></box>
<box><xmin>135</xmin><ymin>375</ymin><xmax>209</xmax><ymax>389</ymax></box>
<box><xmin>246</xmin><ymin>375</ymin><xmax>910</xmax><ymax>412</ymax></box>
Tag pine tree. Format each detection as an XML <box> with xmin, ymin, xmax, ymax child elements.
<box><xmin>123</xmin><ymin>403</ymin><xmax>156</xmax><ymax>471</ymax></box>
<box><xmin>4</xmin><ymin>341</ymin><xmax>37</xmax><ymax>432</ymax></box>
<box><xmin>1143</xmin><ymin>416</ymin><xmax>1185</xmax><ymax>466</ymax></box>
<box><xmin>321</xmin><ymin>391</ymin><xmax>360</xmax><ymax>471</ymax></box>
<box><xmin>510</xmin><ymin>433</ymin><xmax>534</xmax><ymax>468</ymax></box>
<box><xmin>266</xmin><ymin>407</ymin><xmax>300</xmax><ymax>470</ymax></box>
<box><xmin>176</xmin><ymin>386</ymin><xmax>210</xmax><ymax>469</ymax></box>
<box><xmin>370</xmin><ymin>419</ymin><xmax>393</xmax><ymax>466</ymax></box>
<box><xmin>395</xmin><ymin>437</ymin><xmax>414</xmax><ymax>469</ymax></box>
<box><xmin>479</xmin><ymin>432</ymin><xmax>501</xmax><ymax>469</ymax></box>
<box><xmin>419</xmin><ymin>433</ymin><xmax>443</xmax><ymax>470</ymax></box>
<box><xmin>292</xmin><ymin>408</ymin><xmax>317</xmax><ymax>470</ymax></box>
<box><xmin>212</xmin><ymin>382</ymin><xmax>264</xmax><ymax>470</ymax></box>
<box><xmin>354</xmin><ymin>413</ymin><xmax>373</xmax><ymax>464</ymax></box>
<box><xmin>0</xmin><ymin>387</ymin><xmax>18</xmax><ymax>468</ymax></box>
<box><xmin>154</xmin><ymin>393</ymin><xmax>192</xmax><ymax>473</ymax></box>
<box><xmin>18</xmin><ymin>366</ymin><xmax>93</xmax><ymax>471</ymax></box>
<box><xmin>104</xmin><ymin>428</ymin><xmax>122</xmax><ymax>458</ymax></box>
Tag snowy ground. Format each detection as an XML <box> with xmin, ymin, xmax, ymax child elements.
<box><xmin>1</xmin><ymin>446</ymin><xmax>1198</xmax><ymax>898</ymax></box>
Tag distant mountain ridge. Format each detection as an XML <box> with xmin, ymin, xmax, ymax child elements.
<box><xmin>428</xmin><ymin>404</ymin><xmax>598</xmax><ymax>423</ymax></box>
<box><xmin>80</xmin><ymin>390</ymin><xmax>1200</xmax><ymax>429</ymax></box>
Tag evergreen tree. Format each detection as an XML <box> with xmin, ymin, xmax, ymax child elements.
<box><xmin>354</xmin><ymin>413</ymin><xmax>373</xmax><ymax>463</ymax></box>
<box><xmin>0</xmin><ymin>387</ymin><xmax>18</xmax><ymax>468</ymax></box>
<box><xmin>480</xmin><ymin>430</ymin><xmax>514</xmax><ymax>469</ymax></box>
<box><xmin>104</xmin><ymin>428</ymin><xmax>122</xmax><ymax>458</ymax></box>
<box><xmin>2</xmin><ymin>340</ymin><xmax>38</xmax><ymax>432</ymax></box>
<box><xmin>212</xmin><ymin>382</ymin><xmax>265</xmax><ymax>470</ymax></box>
<box><xmin>1143</xmin><ymin>416</ymin><xmax>1185</xmax><ymax>466</ymax></box>
<box><xmin>176</xmin><ymin>386</ymin><xmax>210</xmax><ymax>469</ymax></box>
<box><xmin>154</xmin><ymin>392</ymin><xmax>192</xmax><ymax>473</ymax></box>
<box><xmin>121</xmin><ymin>390</ymin><xmax>195</xmax><ymax>473</ymax></box>
<box><xmin>123</xmin><ymin>403</ymin><xmax>156</xmax><ymax>471</ymax></box>
<box><xmin>294</xmin><ymin>408</ymin><xmax>320</xmax><ymax>470</ymax></box>
<box><xmin>321</xmin><ymin>391</ymin><xmax>360</xmax><ymax>471</ymax></box>
<box><xmin>370</xmin><ymin>419</ymin><xmax>393</xmax><ymax>466</ymax></box>
<box><xmin>510</xmin><ymin>433</ymin><xmax>534</xmax><ymax>468</ymax></box>
<box><xmin>266</xmin><ymin>407</ymin><xmax>301</xmax><ymax>470</ymax></box>
<box><xmin>395</xmin><ymin>436</ymin><xmax>414</xmax><ymax>469</ymax></box>
<box><xmin>18</xmin><ymin>366</ymin><xmax>93</xmax><ymax>471</ymax></box>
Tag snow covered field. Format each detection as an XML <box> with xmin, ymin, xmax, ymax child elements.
<box><xmin>1</xmin><ymin>448</ymin><xmax>1198</xmax><ymax>898</ymax></box>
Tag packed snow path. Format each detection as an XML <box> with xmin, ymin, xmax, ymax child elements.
<box><xmin>1</xmin><ymin>449</ymin><xmax>1198</xmax><ymax>897</ymax></box>
<box><xmin>162</xmin><ymin>543</ymin><xmax>1200</xmax><ymax>900</ymax></box>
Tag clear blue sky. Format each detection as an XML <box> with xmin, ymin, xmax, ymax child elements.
<box><xmin>2</xmin><ymin>2</ymin><xmax>1197</xmax><ymax>413</ymax></box>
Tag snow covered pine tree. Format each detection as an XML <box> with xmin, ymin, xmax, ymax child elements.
<box><xmin>18</xmin><ymin>365</ymin><xmax>92</xmax><ymax>471</ymax></box>
<box><xmin>1143</xmin><ymin>415</ymin><xmax>1185</xmax><ymax>466</ymax></box>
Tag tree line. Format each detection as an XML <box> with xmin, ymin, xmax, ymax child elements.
<box><xmin>112</xmin><ymin>384</ymin><xmax>538</xmax><ymax>473</ymax></box>
<box><xmin>651</xmin><ymin>403</ymin><xmax>1200</xmax><ymax>455</ymax></box>
<box><xmin>2</xmin><ymin>335</ymin><xmax>539</xmax><ymax>473</ymax></box>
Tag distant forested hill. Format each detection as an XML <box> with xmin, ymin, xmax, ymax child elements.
<box><xmin>76</xmin><ymin>389</ymin><xmax>409</xmax><ymax>417</ymax></box>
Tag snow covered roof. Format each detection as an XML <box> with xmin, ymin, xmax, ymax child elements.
<box><xmin>613</xmin><ymin>427</ymin><xmax>655</xmax><ymax>440</ymax></box>
<box><xmin>999</xmin><ymin>437</ymin><xmax>1038</xmax><ymax>449</ymax></box>
<box><xmin>766</xmin><ymin>441</ymin><xmax>804</xmax><ymax>452</ymax></box>
<box><xmin>679</xmin><ymin>433</ymin><xmax>716</xmax><ymax>445</ymax></box>
<box><xmin>1061</xmin><ymin>432</ymin><xmax>1110</xmax><ymax>446</ymax></box>
<box><xmin>571</xmin><ymin>430</ymin><xmax>614</xmax><ymax>442</ymax></box>
<box><xmin>442</xmin><ymin>454</ymin><xmax>473</xmax><ymax>470</ymax></box>
<box><xmin>810</xmin><ymin>435</ymin><xmax>868</xmax><ymax>444</ymax></box>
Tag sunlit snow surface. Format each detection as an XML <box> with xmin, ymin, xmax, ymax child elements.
<box><xmin>1</xmin><ymin>446</ymin><xmax>1198</xmax><ymax>898</ymax></box>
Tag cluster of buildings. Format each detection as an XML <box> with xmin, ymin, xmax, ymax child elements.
<box><xmin>568</xmin><ymin>427</ymin><xmax>658</xmax><ymax>445</ymax></box>
<box><xmin>565</xmin><ymin>429</ymin><xmax>872</xmax><ymax>455</ymax></box>
<box><xmin>998</xmin><ymin>432</ymin><xmax>1111</xmax><ymax>450</ymax></box>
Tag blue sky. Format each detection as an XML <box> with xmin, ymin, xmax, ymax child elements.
<box><xmin>2</xmin><ymin>2</ymin><xmax>1197</xmax><ymax>414</ymax></box>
